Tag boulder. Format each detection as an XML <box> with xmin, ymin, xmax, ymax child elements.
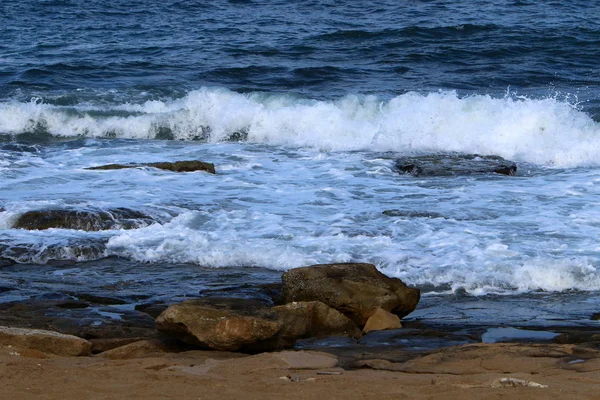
<box><xmin>362</xmin><ymin>308</ymin><xmax>402</xmax><ymax>333</ymax></box>
<box><xmin>86</xmin><ymin>160</ymin><xmax>216</xmax><ymax>174</ymax></box>
<box><xmin>395</xmin><ymin>154</ymin><xmax>517</xmax><ymax>177</ymax></box>
<box><xmin>13</xmin><ymin>208</ymin><xmax>153</xmax><ymax>231</ymax></box>
<box><xmin>0</xmin><ymin>326</ymin><xmax>91</xmax><ymax>356</ymax></box>
<box><xmin>281</xmin><ymin>263</ymin><xmax>420</xmax><ymax>327</ymax></box>
<box><xmin>267</xmin><ymin>301</ymin><xmax>361</xmax><ymax>348</ymax></box>
<box><xmin>155</xmin><ymin>298</ymin><xmax>282</xmax><ymax>351</ymax></box>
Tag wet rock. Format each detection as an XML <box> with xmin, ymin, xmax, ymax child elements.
<box><xmin>0</xmin><ymin>326</ymin><xmax>91</xmax><ymax>356</ymax></box>
<box><xmin>382</xmin><ymin>210</ymin><xmax>446</xmax><ymax>219</ymax></box>
<box><xmin>395</xmin><ymin>154</ymin><xmax>517</xmax><ymax>177</ymax></box>
<box><xmin>591</xmin><ymin>313</ymin><xmax>600</xmax><ymax>320</ymax></box>
<box><xmin>156</xmin><ymin>298</ymin><xmax>282</xmax><ymax>351</ymax></box>
<box><xmin>265</xmin><ymin>301</ymin><xmax>361</xmax><ymax>349</ymax></box>
<box><xmin>281</xmin><ymin>263</ymin><xmax>420</xmax><ymax>327</ymax></box>
<box><xmin>70</xmin><ymin>294</ymin><xmax>128</xmax><ymax>306</ymax></box>
<box><xmin>135</xmin><ymin>303</ymin><xmax>169</xmax><ymax>318</ymax></box>
<box><xmin>0</xmin><ymin>298</ymin><xmax>157</xmax><ymax>341</ymax></box>
<box><xmin>362</xmin><ymin>308</ymin><xmax>402</xmax><ymax>333</ymax></box>
<box><xmin>86</xmin><ymin>160</ymin><xmax>216</xmax><ymax>174</ymax></box>
<box><xmin>55</xmin><ymin>300</ymin><xmax>90</xmax><ymax>309</ymax></box>
<box><xmin>0</xmin><ymin>258</ymin><xmax>16</xmax><ymax>268</ymax></box>
<box><xmin>13</xmin><ymin>208</ymin><xmax>154</xmax><ymax>231</ymax></box>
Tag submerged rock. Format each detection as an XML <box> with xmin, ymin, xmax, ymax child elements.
<box><xmin>382</xmin><ymin>210</ymin><xmax>446</xmax><ymax>219</ymax></box>
<box><xmin>0</xmin><ymin>298</ymin><xmax>157</xmax><ymax>341</ymax></box>
<box><xmin>0</xmin><ymin>326</ymin><xmax>91</xmax><ymax>356</ymax></box>
<box><xmin>87</xmin><ymin>160</ymin><xmax>216</xmax><ymax>174</ymax></box>
<box><xmin>13</xmin><ymin>208</ymin><xmax>154</xmax><ymax>231</ymax></box>
<box><xmin>395</xmin><ymin>154</ymin><xmax>517</xmax><ymax>177</ymax></box>
<box><xmin>280</xmin><ymin>263</ymin><xmax>420</xmax><ymax>327</ymax></box>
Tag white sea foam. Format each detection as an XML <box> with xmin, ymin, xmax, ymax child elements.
<box><xmin>1</xmin><ymin>88</ymin><xmax>599</xmax><ymax>167</ymax></box>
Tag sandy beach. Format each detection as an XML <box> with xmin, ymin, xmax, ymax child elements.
<box><xmin>2</xmin><ymin>339</ymin><xmax>600</xmax><ymax>400</ymax></box>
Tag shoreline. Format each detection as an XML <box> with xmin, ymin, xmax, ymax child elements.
<box><xmin>2</xmin><ymin>338</ymin><xmax>600</xmax><ymax>399</ymax></box>
<box><xmin>2</xmin><ymin>261</ymin><xmax>600</xmax><ymax>399</ymax></box>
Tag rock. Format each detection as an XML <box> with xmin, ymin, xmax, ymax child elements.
<box><xmin>0</xmin><ymin>326</ymin><xmax>91</xmax><ymax>356</ymax></box>
<box><xmin>209</xmin><ymin>350</ymin><xmax>339</xmax><ymax>375</ymax></box>
<box><xmin>395</xmin><ymin>154</ymin><xmax>517</xmax><ymax>177</ymax></box>
<box><xmin>362</xmin><ymin>308</ymin><xmax>402</xmax><ymax>333</ymax></box>
<box><xmin>86</xmin><ymin>160</ymin><xmax>216</xmax><ymax>174</ymax></box>
<box><xmin>591</xmin><ymin>313</ymin><xmax>600</xmax><ymax>320</ymax></box>
<box><xmin>155</xmin><ymin>298</ymin><xmax>282</xmax><ymax>351</ymax></box>
<box><xmin>491</xmin><ymin>377</ymin><xmax>548</xmax><ymax>388</ymax></box>
<box><xmin>265</xmin><ymin>301</ymin><xmax>361</xmax><ymax>349</ymax></box>
<box><xmin>13</xmin><ymin>208</ymin><xmax>154</xmax><ymax>231</ymax></box>
<box><xmin>96</xmin><ymin>339</ymin><xmax>176</xmax><ymax>359</ymax></box>
<box><xmin>382</xmin><ymin>210</ymin><xmax>446</xmax><ymax>219</ymax></box>
<box><xmin>0</xmin><ymin>298</ymin><xmax>158</xmax><ymax>341</ymax></box>
<box><xmin>89</xmin><ymin>337</ymin><xmax>147</xmax><ymax>354</ymax></box>
<box><xmin>0</xmin><ymin>257</ymin><xmax>15</xmax><ymax>268</ymax></box>
<box><xmin>281</xmin><ymin>263</ymin><xmax>420</xmax><ymax>327</ymax></box>
<box><xmin>135</xmin><ymin>303</ymin><xmax>169</xmax><ymax>318</ymax></box>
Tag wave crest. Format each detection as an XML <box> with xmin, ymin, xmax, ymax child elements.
<box><xmin>1</xmin><ymin>88</ymin><xmax>599</xmax><ymax>167</ymax></box>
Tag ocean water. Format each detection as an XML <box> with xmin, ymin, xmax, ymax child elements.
<box><xmin>1</xmin><ymin>0</ymin><xmax>600</xmax><ymax>324</ymax></box>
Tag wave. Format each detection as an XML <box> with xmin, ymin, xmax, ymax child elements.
<box><xmin>1</xmin><ymin>88</ymin><xmax>599</xmax><ymax>167</ymax></box>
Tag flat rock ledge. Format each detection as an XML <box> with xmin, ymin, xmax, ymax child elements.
<box><xmin>157</xmin><ymin>263</ymin><xmax>419</xmax><ymax>352</ymax></box>
<box><xmin>0</xmin><ymin>326</ymin><xmax>91</xmax><ymax>356</ymax></box>
<box><xmin>86</xmin><ymin>160</ymin><xmax>216</xmax><ymax>174</ymax></box>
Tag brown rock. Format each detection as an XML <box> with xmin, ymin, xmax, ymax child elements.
<box><xmin>281</xmin><ymin>263</ymin><xmax>420</xmax><ymax>326</ymax></box>
<box><xmin>86</xmin><ymin>160</ymin><xmax>216</xmax><ymax>174</ymax></box>
<box><xmin>265</xmin><ymin>301</ymin><xmax>360</xmax><ymax>349</ymax></box>
<box><xmin>0</xmin><ymin>326</ymin><xmax>91</xmax><ymax>356</ymax></box>
<box><xmin>90</xmin><ymin>337</ymin><xmax>147</xmax><ymax>354</ymax></box>
<box><xmin>362</xmin><ymin>308</ymin><xmax>402</xmax><ymax>333</ymax></box>
<box><xmin>96</xmin><ymin>339</ymin><xmax>172</xmax><ymax>359</ymax></box>
<box><xmin>209</xmin><ymin>350</ymin><xmax>339</xmax><ymax>375</ymax></box>
<box><xmin>155</xmin><ymin>298</ymin><xmax>282</xmax><ymax>351</ymax></box>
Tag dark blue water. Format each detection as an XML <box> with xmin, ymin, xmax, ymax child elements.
<box><xmin>1</xmin><ymin>0</ymin><xmax>599</xmax><ymax>112</ymax></box>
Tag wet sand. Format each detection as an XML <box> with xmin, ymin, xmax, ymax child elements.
<box><xmin>2</xmin><ymin>341</ymin><xmax>600</xmax><ymax>400</ymax></box>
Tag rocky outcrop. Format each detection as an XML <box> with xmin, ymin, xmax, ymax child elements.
<box><xmin>395</xmin><ymin>154</ymin><xmax>517</xmax><ymax>177</ymax></box>
<box><xmin>155</xmin><ymin>264</ymin><xmax>419</xmax><ymax>352</ymax></box>
<box><xmin>281</xmin><ymin>263</ymin><xmax>420</xmax><ymax>327</ymax></box>
<box><xmin>0</xmin><ymin>298</ymin><xmax>157</xmax><ymax>341</ymax></box>
<box><xmin>87</xmin><ymin>160</ymin><xmax>216</xmax><ymax>174</ymax></box>
<box><xmin>13</xmin><ymin>208</ymin><xmax>154</xmax><ymax>231</ymax></box>
<box><xmin>156</xmin><ymin>298</ymin><xmax>363</xmax><ymax>352</ymax></box>
<box><xmin>155</xmin><ymin>298</ymin><xmax>282</xmax><ymax>351</ymax></box>
<box><xmin>0</xmin><ymin>326</ymin><xmax>91</xmax><ymax>356</ymax></box>
<box><xmin>267</xmin><ymin>301</ymin><xmax>361</xmax><ymax>349</ymax></box>
<box><xmin>362</xmin><ymin>308</ymin><xmax>402</xmax><ymax>333</ymax></box>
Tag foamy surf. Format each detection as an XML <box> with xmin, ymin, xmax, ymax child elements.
<box><xmin>1</xmin><ymin>88</ymin><xmax>599</xmax><ymax>167</ymax></box>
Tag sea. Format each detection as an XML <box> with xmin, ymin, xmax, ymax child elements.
<box><xmin>1</xmin><ymin>0</ymin><xmax>600</xmax><ymax>331</ymax></box>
